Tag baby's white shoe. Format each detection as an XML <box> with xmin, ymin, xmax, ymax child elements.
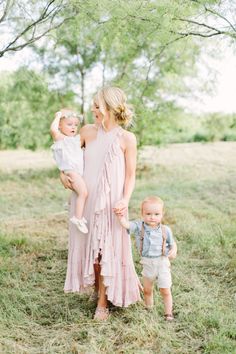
<box><xmin>64</xmin><ymin>202</ymin><xmax>70</xmax><ymax>211</ymax></box>
<box><xmin>70</xmin><ymin>216</ymin><xmax>88</xmax><ymax>234</ymax></box>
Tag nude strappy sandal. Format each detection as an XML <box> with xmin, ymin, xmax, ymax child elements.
<box><xmin>94</xmin><ymin>307</ymin><xmax>109</xmax><ymax>321</ymax></box>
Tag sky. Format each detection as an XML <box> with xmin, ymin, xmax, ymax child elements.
<box><xmin>0</xmin><ymin>41</ymin><xmax>236</xmax><ymax>114</ymax></box>
<box><xmin>179</xmin><ymin>45</ymin><xmax>236</xmax><ymax>114</ymax></box>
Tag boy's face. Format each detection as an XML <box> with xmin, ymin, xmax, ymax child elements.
<box><xmin>59</xmin><ymin>117</ymin><xmax>79</xmax><ymax>136</ymax></box>
<box><xmin>142</xmin><ymin>202</ymin><xmax>163</xmax><ymax>227</ymax></box>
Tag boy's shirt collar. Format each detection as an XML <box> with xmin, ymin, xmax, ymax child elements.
<box><xmin>143</xmin><ymin>222</ymin><xmax>161</xmax><ymax>231</ymax></box>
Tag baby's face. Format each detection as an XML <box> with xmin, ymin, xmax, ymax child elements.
<box><xmin>59</xmin><ymin>117</ymin><xmax>79</xmax><ymax>137</ymax></box>
<box><xmin>142</xmin><ymin>202</ymin><xmax>163</xmax><ymax>227</ymax></box>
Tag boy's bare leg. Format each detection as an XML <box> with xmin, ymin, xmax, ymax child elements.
<box><xmin>67</xmin><ymin>171</ymin><xmax>88</xmax><ymax>219</ymax></box>
<box><xmin>160</xmin><ymin>288</ymin><xmax>173</xmax><ymax>315</ymax></box>
<box><xmin>143</xmin><ymin>277</ymin><xmax>154</xmax><ymax>308</ymax></box>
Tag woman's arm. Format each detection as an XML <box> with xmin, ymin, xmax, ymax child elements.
<box><xmin>50</xmin><ymin>112</ymin><xmax>65</xmax><ymax>141</ymax></box>
<box><xmin>114</xmin><ymin>131</ymin><xmax>137</xmax><ymax>216</ymax></box>
<box><xmin>123</xmin><ymin>132</ymin><xmax>137</xmax><ymax>202</ymax></box>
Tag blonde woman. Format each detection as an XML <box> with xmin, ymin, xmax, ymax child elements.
<box><xmin>61</xmin><ymin>87</ymin><xmax>141</xmax><ymax>320</ymax></box>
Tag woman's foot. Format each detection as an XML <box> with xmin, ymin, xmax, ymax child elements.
<box><xmin>94</xmin><ymin>307</ymin><xmax>109</xmax><ymax>321</ymax></box>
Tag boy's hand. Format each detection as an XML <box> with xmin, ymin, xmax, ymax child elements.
<box><xmin>113</xmin><ymin>199</ymin><xmax>128</xmax><ymax>216</ymax></box>
<box><xmin>115</xmin><ymin>215</ymin><xmax>130</xmax><ymax>230</ymax></box>
<box><xmin>168</xmin><ymin>242</ymin><xmax>177</xmax><ymax>260</ymax></box>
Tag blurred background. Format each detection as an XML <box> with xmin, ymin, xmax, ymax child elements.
<box><xmin>0</xmin><ymin>0</ymin><xmax>235</xmax><ymax>150</ymax></box>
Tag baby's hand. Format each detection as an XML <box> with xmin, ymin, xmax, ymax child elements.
<box><xmin>55</xmin><ymin>111</ymin><xmax>62</xmax><ymax>119</ymax></box>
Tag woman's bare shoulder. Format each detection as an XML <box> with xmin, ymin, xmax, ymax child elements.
<box><xmin>80</xmin><ymin>124</ymin><xmax>97</xmax><ymax>136</ymax></box>
<box><xmin>80</xmin><ymin>123</ymin><xmax>96</xmax><ymax>132</ymax></box>
<box><xmin>120</xmin><ymin>128</ymin><xmax>137</xmax><ymax>150</ymax></box>
<box><xmin>121</xmin><ymin>129</ymin><xmax>137</xmax><ymax>144</ymax></box>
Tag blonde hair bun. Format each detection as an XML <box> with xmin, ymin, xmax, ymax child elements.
<box><xmin>114</xmin><ymin>103</ymin><xmax>133</xmax><ymax>126</ymax></box>
<box><xmin>95</xmin><ymin>87</ymin><xmax>134</xmax><ymax>127</ymax></box>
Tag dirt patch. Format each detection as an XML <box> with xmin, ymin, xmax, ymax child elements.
<box><xmin>139</xmin><ymin>142</ymin><xmax>236</xmax><ymax>168</ymax></box>
<box><xmin>1</xmin><ymin>142</ymin><xmax>235</xmax><ymax>172</ymax></box>
<box><xmin>0</xmin><ymin>149</ymin><xmax>55</xmax><ymax>172</ymax></box>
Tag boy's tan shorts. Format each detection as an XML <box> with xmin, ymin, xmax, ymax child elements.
<box><xmin>140</xmin><ymin>256</ymin><xmax>172</xmax><ymax>288</ymax></box>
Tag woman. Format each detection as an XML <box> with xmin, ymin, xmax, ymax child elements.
<box><xmin>61</xmin><ymin>87</ymin><xmax>141</xmax><ymax>320</ymax></box>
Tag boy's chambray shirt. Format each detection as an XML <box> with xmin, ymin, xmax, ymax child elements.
<box><xmin>129</xmin><ymin>221</ymin><xmax>174</xmax><ymax>258</ymax></box>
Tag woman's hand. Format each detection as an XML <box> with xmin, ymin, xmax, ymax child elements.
<box><xmin>113</xmin><ymin>198</ymin><xmax>129</xmax><ymax>217</ymax></box>
<box><xmin>60</xmin><ymin>172</ymin><xmax>73</xmax><ymax>190</ymax></box>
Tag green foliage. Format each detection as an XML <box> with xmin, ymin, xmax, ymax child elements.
<box><xmin>0</xmin><ymin>68</ymin><xmax>75</xmax><ymax>150</ymax></box>
<box><xmin>1</xmin><ymin>0</ymin><xmax>235</xmax><ymax>149</ymax></box>
<box><xmin>190</xmin><ymin>113</ymin><xmax>236</xmax><ymax>143</ymax></box>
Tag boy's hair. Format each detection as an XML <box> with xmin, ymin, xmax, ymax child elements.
<box><xmin>141</xmin><ymin>196</ymin><xmax>164</xmax><ymax>213</ymax></box>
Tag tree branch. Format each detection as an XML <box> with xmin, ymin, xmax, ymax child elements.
<box><xmin>0</xmin><ymin>15</ymin><xmax>73</xmax><ymax>57</ymax></box>
<box><xmin>203</xmin><ymin>5</ymin><xmax>236</xmax><ymax>33</ymax></box>
<box><xmin>0</xmin><ymin>0</ymin><xmax>13</xmax><ymax>23</ymax></box>
<box><xmin>139</xmin><ymin>35</ymin><xmax>185</xmax><ymax>100</ymax></box>
<box><xmin>173</xmin><ymin>31</ymin><xmax>227</xmax><ymax>38</ymax></box>
<box><xmin>176</xmin><ymin>17</ymin><xmax>225</xmax><ymax>33</ymax></box>
<box><xmin>173</xmin><ymin>17</ymin><xmax>236</xmax><ymax>39</ymax></box>
<box><xmin>0</xmin><ymin>0</ymin><xmax>75</xmax><ymax>58</ymax></box>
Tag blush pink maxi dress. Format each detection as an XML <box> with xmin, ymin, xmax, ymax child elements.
<box><xmin>64</xmin><ymin>125</ymin><xmax>141</xmax><ymax>307</ymax></box>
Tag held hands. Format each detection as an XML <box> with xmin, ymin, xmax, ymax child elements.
<box><xmin>113</xmin><ymin>198</ymin><xmax>128</xmax><ymax>217</ymax></box>
<box><xmin>60</xmin><ymin>172</ymin><xmax>73</xmax><ymax>190</ymax></box>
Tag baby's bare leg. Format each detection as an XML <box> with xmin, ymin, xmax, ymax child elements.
<box><xmin>143</xmin><ymin>277</ymin><xmax>155</xmax><ymax>308</ymax></box>
<box><xmin>160</xmin><ymin>288</ymin><xmax>173</xmax><ymax>315</ymax></box>
<box><xmin>66</xmin><ymin>171</ymin><xmax>88</xmax><ymax>219</ymax></box>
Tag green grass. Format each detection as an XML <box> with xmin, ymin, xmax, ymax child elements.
<box><xmin>0</xmin><ymin>148</ymin><xmax>236</xmax><ymax>354</ymax></box>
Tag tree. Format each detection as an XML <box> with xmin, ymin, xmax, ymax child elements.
<box><xmin>34</xmin><ymin>16</ymin><xmax>103</xmax><ymax>115</ymax></box>
<box><xmin>1</xmin><ymin>0</ymin><xmax>235</xmax><ymax>148</ymax></box>
<box><xmin>0</xmin><ymin>0</ymin><xmax>77</xmax><ymax>58</ymax></box>
<box><xmin>0</xmin><ymin>68</ymin><xmax>75</xmax><ymax>149</ymax></box>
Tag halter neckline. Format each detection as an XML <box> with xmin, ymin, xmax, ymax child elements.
<box><xmin>100</xmin><ymin>124</ymin><xmax>120</xmax><ymax>134</ymax></box>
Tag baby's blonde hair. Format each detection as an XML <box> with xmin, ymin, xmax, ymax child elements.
<box><xmin>59</xmin><ymin>108</ymin><xmax>83</xmax><ymax>122</ymax></box>
<box><xmin>141</xmin><ymin>196</ymin><xmax>164</xmax><ymax>214</ymax></box>
<box><xmin>94</xmin><ymin>87</ymin><xmax>133</xmax><ymax>127</ymax></box>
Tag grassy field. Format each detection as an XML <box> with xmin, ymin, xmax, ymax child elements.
<box><xmin>0</xmin><ymin>143</ymin><xmax>235</xmax><ymax>354</ymax></box>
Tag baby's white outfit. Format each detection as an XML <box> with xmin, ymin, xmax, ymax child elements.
<box><xmin>51</xmin><ymin>135</ymin><xmax>84</xmax><ymax>175</ymax></box>
<box><xmin>51</xmin><ymin>135</ymin><xmax>88</xmax><ymax>234</ymax></box>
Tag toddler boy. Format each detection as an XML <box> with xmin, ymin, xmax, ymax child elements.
<box><xmin>118</xmin><ymin>196</ymin><xmax>177</xmax><ymax>321</ymax></box>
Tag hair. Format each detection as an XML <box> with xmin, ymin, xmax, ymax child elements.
<box><xmin>59</xmin><ymin>108</ymin><xmax>83</xmax><ymax>123</ymax></box>
<box><xmin>94</xmin><ymin>87</ymin><xmax>133</xmax><ymax>127</ymax></box>
<box><xmin>141</xmin><ymin>196</ymin><xmax>164</xmax><ymax>214</ymax></box>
